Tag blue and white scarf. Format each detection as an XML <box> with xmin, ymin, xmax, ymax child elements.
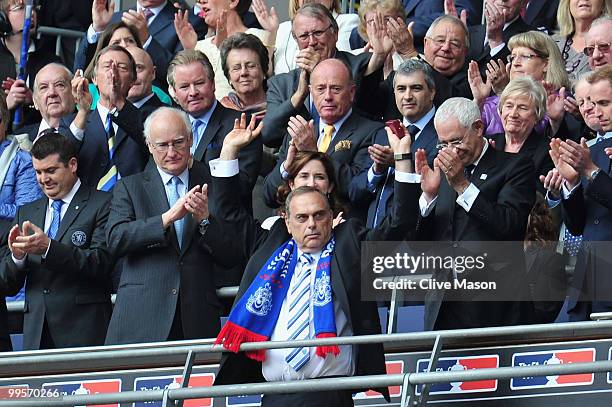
<box><xmin>215</xmin><ymin>237</ymin><xmax>339</xmax><ymax>361</ymax></box>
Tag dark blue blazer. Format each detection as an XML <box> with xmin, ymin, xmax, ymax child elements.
<box><xmin>524</xmin><ymin>0</ymin><xmax>560</xmax><ymax>34</ymax></box>
<box><xmin>349</xmin><ymin>117</ymin><xmax>438</xmax><ymax>229</ymax></box>
<box><xmin>562</xmin><ymin>138</ymin><xmax>612</xmax><ymax>317</ymax></box>
<box><xmin>74</xmin><ymin>102</ymin><xmax>148</xmax><ymax>188</ymax></box>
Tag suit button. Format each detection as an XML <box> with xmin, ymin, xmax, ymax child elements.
<box><xmin>594</xmin><ymin>219</ymin><xmax>600</xmax><ymax>225</ymax></box>
<box><xmin>43</xmin><ymin>289</ymin><xmax>49</xmax><ymax>294</ymax></box>
<box><xmin>453</xmin><ymin>242</ymin><xmax>458</xmax><ymax>248</ymax></box>
<box><xmin>171</xmin><ymin>289</ymin><xmax>178</xmax><ymax>295</ymax></box>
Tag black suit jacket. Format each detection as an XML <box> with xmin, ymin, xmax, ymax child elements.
<box><xmin>75</xmin><ymin>102</ymin><xmax>148</xmax><ymax>188</ymax></box>
<box><xmin>489</xmin><ymin>131</ymin><xmax>553</xmax><ymax>195</ymax></box>
<box><xmin>468</xmin><ymin>18</ymin><xmax>535</xmax><ymax>77</ymax></box>
<box><xmin>561</xmin><ymin>138</ymin><xmax>612</xmax><ymax>317</ymax></box>
<box><xmin>0</xmin><ymin>185</ymin><xmax>113</xmax><ymax>350</ymax></box>
<box><xmin>262</xmin><ymin>51</ymin><xmax>380</xmax><ymax>148</ymax></box>
<box><xmin>19</xmin><ymin>114</ymin><xmax>77</xmax><ymax>143</ymax></box>
<box><xmin>350</xmin><ymin>116</ymin><xmax>438</xmax><ymax>229</ymax></box>
<box><xmin>262</xmin><ymin>111</ymin><xmax>381</xmax><ymax>214</ymax></box>
<box><xmin>416</xmin><ymin>144</ymin><xmax>536</xmax><ymax>330</ymax></box>
<box><xmin>192</xmin><ymin>104</ymin><xmax>262</xmax><ymax>212</ymax></box>
<box><xmin>524</xmin><ymin>0</ymin><xmax>560</xmax><ymax>33</ymax></box>
<box><xmin>135</xmin><ymin>93</ymin><xmax>165</xmax><ymax>123</ymax></box>
<box><xmin>209</xmin><ymin>171</ymin><xmax>421</xmax><ymax>399</ymax></box>
<box><xmin>105</xmin><ymin>161</ymin><xmax>222</xmax><ymax>344</ymax></box>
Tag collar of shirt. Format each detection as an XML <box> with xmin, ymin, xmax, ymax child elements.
<box><xmin>137</xmin><ymin>2</ymin><xmax>166</xmax><ymax>20</ymax></box>
<box><xmin>296</xmin><ymin>248</ymin><xmax>323</xmax><ymax>265</ymax></box>
<box><xmin>403</xmin><ymin>107</ymin><xmax>435</xmax><ymax>140</ymax></box>
<box><xmin>157</xmin><ymin>166</ymin><xmax>189</xmax><ymax>189</ymax></box>
<box><xmin>48</xmin><ymin>178</ymin><xmax>81</xmax><ymax>213</ymax></box>
<box><xmin>318</xmin><ymin>108</ymin><xmax>352</xmax><ymax>138</ymax></box>
<box><xmin>97</xmin><ymin>103</ymin><xmax>119</xmax><ymax>131</ymax></box>
<box><xmin>37</xmin><ymin>119</ymin><xmax>52</xmax><ymax>137</ymax></box>
<box><xmin>131</xmin><ymin>93</ymin><xmax>155</xmax><ymax>108</ymax></box>
<box><xmin>483</xmin><ymin>15</ymin><xmax>520</xmax><ymax>46</ymax></box>
<box><xmin>470</xmin><ymin>138</ymin><xmax>489</xmax><ymax>168</ymax></box>
<box><xmin>602</xmin><ymin>131</ymin><xmax>612</xmax><ymax>140</ymax></box>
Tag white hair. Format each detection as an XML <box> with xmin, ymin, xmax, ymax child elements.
<box><xmin>143</xmin><ymin>106</ymin><xmax>192</xmax><ymax>142</ymax></box>
<box><xmin>434</xmin><ymin>97</ymin><xmax>481</xmax><ymax>129</ymax></box>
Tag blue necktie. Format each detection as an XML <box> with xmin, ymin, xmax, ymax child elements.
<box><xmin>167</xmin><ymin>176</ymin><xmax>184</xmax><ymax>248</ymax></box>
<box><xmin>191</xmin><ymin>119</ymin><xmax>203</xmax><ymax>154</ymax></box>
<box><xmin>47</xmin><ymin>200</ymin><xmax>63</xmax><ymax>239</ymax></box>
<box><xmin>286</xmin><ymin>253</ymin><xmax>314</xmax><ymax>371</ymax></box>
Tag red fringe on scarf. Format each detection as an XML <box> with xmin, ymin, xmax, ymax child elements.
<box><xmin>315</xmin><ymin>332</ymin><xmax>340</xmax><ymax>358</ymax></box>
<box><xmin>215</xmin><ymin>321</ymin><xmax>268</xmax><ymax>361</ymax></box>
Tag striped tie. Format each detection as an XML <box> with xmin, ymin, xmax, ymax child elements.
<box><xmin>285</xmin><ymin>253</ymin><xmax>314</xmax><ymax>371</ymax></box>
<box><xmin>97</xmin><ymin>113</ymin><xmax>118</xmax><ymax>191</ymax></box>
<box><xmin>319</xmin><ymin>125</ymin><xmax>334</xmax><ymax>153</ymax></box>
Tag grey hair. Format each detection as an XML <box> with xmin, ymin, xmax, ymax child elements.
<box><xmin>393</xmin><ymin>58</ymin><xmax>436</xmax><ymax>90</ymax></box>
<box><xmin>143</xmin><ymin>107</ymin><xmax>192</xmax><ymax>142</ymax></box>
<box><xmin>497</xmin><ymin>77</ymin><xmax>547</xmax><ymax>122</ymax></box>
<box><xmin>434</xmin><ymin>97</ymin><xmax>481</xmax><ymax>129</ymax></box>
<box><xmin>284</xmin><ymin>186</ymin><xmax>331</xmax><ymax>218</ymax></box>
<box><xmin>33</xmin><ymin>63</ymin><xmax>73</xmax><ymax>93</ymax></box>
<box><xmin>425</xmin><ymin>15</ymin><xmax>470</xmax><ymax>49</ymax></box>
<box><xmin>293</xmin><ymin>3</ymin><xmax>339</xmax><ymax>34</ymax></box>
<box><xmin>590</xmin><ymin>14</ymin><xmax>612</xmax><ymax>31</ymax></box>
<box><xmin>573</xmin><ymin>71</ymin><xmax>595</xmax><ymax>92</ymax></box>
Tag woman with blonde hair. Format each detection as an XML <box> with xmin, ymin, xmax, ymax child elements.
<box><xmin>469</xmin><ymin>30</ymin><xmax>571</xmax><ymax>137</ymax></box>
<box><xmin>273</xmin><ymin>0</ymin><xmax>359</xmax><ymax>74</ymax></box>
<box><xmin>553</xmin><ymin>0</ymin><xmax>611</xmax><ymax>81</ymax></box>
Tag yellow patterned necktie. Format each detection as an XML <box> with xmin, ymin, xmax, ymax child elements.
<box><xmin>319</xmin><ymin>125</ymin><xmax>334</xmax><ymax>153</ymax></box>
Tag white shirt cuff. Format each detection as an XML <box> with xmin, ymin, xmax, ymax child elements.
<box><xmin>70</xmin><ymin>122</ymin><xmax>85</xmax><ymax>141</ymax></box>
<box><xmin>456</xmin><ymin>183</ymin><xmax>480</xmax><ymax>212</ymax></box>
<box><xmin>490</xmin><ymin>42</ymin><xmax>505</xmax><ymax>57</ymax></box>
<box><xmin>545</xmin><ymin>190</ymin><xmax>561</xmax><ymax>208</ymax></box>
<box><xmin>280</xmin><ymin>161</ymin><xmax>289</xmax><ymax>180</ymax></box>
<box><xmin>142</xmin><ymin>36</ymin><xmax>153</xmax><ymax>49</ymax></box>
<box><xmin>419</xmin><ymin>193</ymin><xmax>437</xmax><ymax>216</ymax></box>
<box><xmin>210</xmin><ymin>158</ymin><xmax>239</xmax><ymax>177</ymax></box>
<box><xmin>42</xmin><ymin>239</ymin><xmax>52</xmax><ymax>259</ymax></box>
<box><xmin>11</xmin><ymin>254</ymin><xmax>26</xmax><ymax>269</ymax></box>
<box><xmin>561</xmin><ymin>181</ymin><xmax>580</xmax><ymax>199</ymax></box>
<box><xmin>87</xmin><ymin>25</ymin><xmax>99</xmax><ymax>44</ymax></box>
<box><xmin>367</xmin><ymin>166</ymin><xmax>385</xmax><ymax>191</ymax></box>
<box><xmin>395</xmin><ymin>171</ymin><xmax>421</xmax><ymax>183</ymax></box>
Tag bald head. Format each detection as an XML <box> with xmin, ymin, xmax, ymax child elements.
<box><xmin>310</xmin><ymin>59</ymin><xmax>355</xmax><ymax>124</ymax></box>
<box><xmin>33</xmin><ymin>63</ymin><xmax>75</xmax><ymax>125</ymax></box>
<box><xmin>127</xmin><ymin>46</ymin><xmax>156</xmax><ymax>102</ymax></box>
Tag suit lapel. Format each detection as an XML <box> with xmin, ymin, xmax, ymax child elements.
<box><xmin>194</xmin><ymin>105</ymin><xmax>222</xmax><ymax>162</ymax></box>
<box><xmin>470</xmin><ymin>145</ymin><xmax>497</xmax><ymax>190</ymax></box>
<box><xmin>28</xmin><ymin>197</ymin><xmax>47</xmax><ymax>235</ymax></box>
<box><xmin>412</xmin><ymin>120</ymin><xmax>437</xmax><ymax>152</ymax></box>
<box><xmin>331</xmin><ymin>247</ymin><xmax>351</xmax><ymax>321</ymax></box>
<box><xmin>327</xmin><ymin>113</ymin><xmax>356</xmax><ymax>154</ymax></box>
<box><xmin>525</xmin><ymin>0</ymin><xmax>544</xmax><ymax>24</ymax></box>
<box><xmin>147</xmin><ymin>4</ymin><xmax>173</xmax><ymax>37</ymax></box>
<box><xmin>180</xmin><ymin>163</ymin><xmax>207</xmax><ymax>254</ymax></box>
<box><xmin>55</xmin><ymin>185</ymin><xmax>89</xmax><ymax>242</ymax></box>
<box><xmin>143</xmin><ymin>163</ymin><xmax>180</xmax><ymax>252</ymax></box>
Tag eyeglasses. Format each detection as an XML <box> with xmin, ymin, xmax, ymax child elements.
<box><xmin>507</xmin><ymin>53</ymin><xmax>542</xmax><ymax>64</ymax></box>
<box><xmin>436</xmin><ymin>131</ymin><xmax>469</xmax><ymax>150</ymax></box>
<box><xmin>584</xmin><ymin>42</ymin><xmax>612</xmax><ymax>57</ymax></box>
<box><xmin>150</xmin><ymin>138</ymin><xmax>188</xmax><ymax>153</ymax></box>
<box><xmin>229</xmin><ymin>61</ymin><xmax>260</xmax><ymax>74</ymax></box>
<box><xmin>293</xmin><ymin>25</ymin><xmax>333</xmax><ymax>42</ymax></box>
<box><xmin>425</xmin><ymin>36</ymin><xmax>464</xmax><ymax>51</ymax></box>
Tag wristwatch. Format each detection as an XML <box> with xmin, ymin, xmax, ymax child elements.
<box><xmin>394</xmin><ymin>152</ymin><xmax>412</xmax><ymax>161</ymax></box>
<box><xmin>198</xmin><ymin>218</ymin><xmax>210</xmax><ymax>235</ymax></box>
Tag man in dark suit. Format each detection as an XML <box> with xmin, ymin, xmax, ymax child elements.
<box><xmin>467</xmin><ymin>0</ymin><xmax>534</xmax><ymax>76</ymax></box>
<box><xmin>415</xmin><ymin>97</ymin><xmax>535</xmax><ymax>330</ymax></box>
<box><xmin>105</xmin><ymin>106</ymin><xmax>222</xmax><ymax>344</ymax></box>
<box><xmin>19</xmin><ymin>63</ymin><xmax>88</xmax><ymax>144</ymax></box>
<box><xmin>554</xmin><ymin>66</ymin><xmax>612</xmax><ymax>320</ymax></box>
<box><xmin>350</xmin><ymin>59</ymin><xmax>439</xmax><ymax>229</ymax></box>
<box><xmin>72</xmin><ymin>45</ymin><xmax>148</xmax><ymax>191</ymax></box>
<box><xmin>209</xmin><ymin>116</ymin><xmax>420</xmax><ymax>405</ymax></box>
<box><xmin>167</xmin><ymin>50</ymin><xmax>261</xmax><ymax>211</ymax></box>
<box><xmin>75</xmin><ymin>0</ymin><xmax>207</xmax><ymax>90</ymax></box>
<box><xmin>0</xmin><ymin>132</ymin><xmax>113</xmax><ymax>350</ymax></box>
<box><xmin>263</xmin><ymin>3</ymin><xmax>390</xmax><ymax>148</ymax></box>
<box><xmin>262</xmin><ymin>59</ymin><xmax>382</xmax><ymax>216</ymax></box>
<box><xmin>126</xmin><ymin>46</ymin><xmax>165</xmax><ymax>123</ymax></box>
<box><xmin>522</xmin><ymin>0</ymin><xmax>559</xmax><ymax>33</ymax></box>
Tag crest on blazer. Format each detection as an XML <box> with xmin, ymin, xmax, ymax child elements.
<box><xmin>71</xmin><ymin>231</ymin><xmax>87</xmax><ymax>246</ymax></box>
<box><xmin>334</xmin><ymin>140</ymin><xmax>352</xmax><ymax>151</ymax></box>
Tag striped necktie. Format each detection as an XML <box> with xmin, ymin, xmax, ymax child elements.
<box><xmin>319</xmin><ymin>125</ymin><xmax>334</xmax><ymax>153</ymax></box>
<box><xmin>97</xmin><ymin>113</ymin><xmax>118</xmax><ymax>191</ymax></box>
<box><xmin>285</xmin><ymin>253</ymin><xmax>314</xmax><ymax>371</ymax></box>
<box><xmin>47</xmin><ymin>200</ymin><xmax>63</xmax><ymax>239</ymax></box>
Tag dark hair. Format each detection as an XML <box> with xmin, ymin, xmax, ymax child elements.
<box><xmin>284</xmin><ymin>186</ymin><xmax>331</xmax><ymax>218</ymax></box>
<box><xmin>276</xmin><ymin>151</ymin><xmax>346</xmax><ymax>215</ymax></box>
<box><xmin>92</xmin><ymin>44</ymin><xmax>138</xmax><ymax>83</ymax></box>
<box><xmin>31</xmin><ymin>132</ymin><xmax>77</xmax><ymax>166</ymax></box>
<box><xmin>235</xmin><ymin>0</ymin><xmax>253</xmax><ymax>16</ymax></box>
<box><xmin>85</xmin><ymin>22</ymin><xmax>142</xmax><ymax>80</ymax></box>
<box><xmin>525</xmin><ymin>192</ymin><xmax>557</xmax><ymax>247</ymax></box>
<box><xmin>219</xmin><ymin>33</ymin><xmax>269</xmax><ymax>82</ymax></box>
